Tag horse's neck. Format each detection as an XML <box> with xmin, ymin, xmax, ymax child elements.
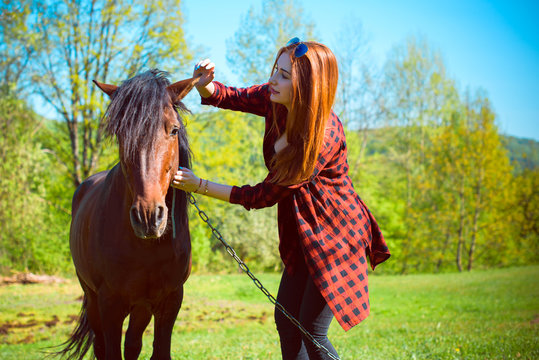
<box><xmin>104</xmin><ymin>163</ymin><xmax>133</xmax><ymax>206</ymax></box>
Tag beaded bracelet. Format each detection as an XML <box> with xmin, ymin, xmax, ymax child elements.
<box><xmin>194</xmin><ymin>178</ymin><xmax>203</xmax><ymax>193</ymax></box>
<box><xmin>203</xmin><ymin>179</ymin><xmax>209</xmax><ymax>195</ymax></box>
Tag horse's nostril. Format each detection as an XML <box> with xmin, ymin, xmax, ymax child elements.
<box><xmin>156</xmin><ymin>205</ymin><xmax>165</xmax><ymax>222</ymax></box>
<box><xmin>130</xmin><ymin>206</ymin><xmax>141</xmax><ymax>224</ymax></box>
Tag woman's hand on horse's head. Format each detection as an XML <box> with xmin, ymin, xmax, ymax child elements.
<box><xmin>193</xmin><ymin>59</ymin><xmax>215</xmax><ymax>87</ymax></box>
<box><xmin>172</xmin><ymin>167</ymin><xmax>201</xmax><ymax>193</ymax></box>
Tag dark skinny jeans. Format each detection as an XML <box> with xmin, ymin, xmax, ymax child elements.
<box><xmin>274</xmin><ymin>260</ymin><xmax>339</xmax><ymax>360</ymax></box>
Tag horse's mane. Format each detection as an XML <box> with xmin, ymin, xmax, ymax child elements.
<box><xmin>104</xmin><ymin>69</ymin><xmax>190</xmax><ymax>164</ymax></box>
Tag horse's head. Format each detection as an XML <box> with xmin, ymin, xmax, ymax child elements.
<box><xmin>95</xmin><ymin>70</ymin><xmax>197</xmax><ymax>239</ymax></box>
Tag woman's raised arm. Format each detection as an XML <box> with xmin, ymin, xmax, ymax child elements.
<box><xmin>193</xmin><ymin>58</ymin><xmax>215</xmax><ymax>98</ymax></box>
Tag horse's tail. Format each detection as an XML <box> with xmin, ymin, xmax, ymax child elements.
<box><xmin>51</xmin><ymin>295</ymin><xmax>95</xmax><ymax>359</ymax></box>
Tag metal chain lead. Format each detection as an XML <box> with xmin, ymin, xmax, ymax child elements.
<box><xmin>188</xmin><ymin>194</ymin><xmax>340</xmax><ymax>360</ymax></box>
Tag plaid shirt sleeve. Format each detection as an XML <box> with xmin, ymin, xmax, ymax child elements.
<box><xmin>229</xmin><ymin>173</ymin><xmax>298</xmax><ymax>210</ymax></box>
<box><xmin>201</xmin><ymin>81</ymin><xmax>271</xmax><ymax>117</ymax></box>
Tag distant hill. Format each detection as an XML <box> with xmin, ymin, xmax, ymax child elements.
<box><xmin>354</xmin><ymin>127</ymin><xmax>539</xmax><ymax>173</ymax></box>
<box><xmin>503</xmin><ymin>135</ymin><xmax>539</xmax><ymax>172</ymax></box>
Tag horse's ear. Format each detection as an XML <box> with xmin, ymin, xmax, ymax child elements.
<box><xmin>167</xmin><ymin>76</ymin><xmax>200</xmax><ymax>102</ymax></box>
<box><xmin>93</xmin><ymin>80</ymin><xmax>118</xmax><ymax>98</ymax></box>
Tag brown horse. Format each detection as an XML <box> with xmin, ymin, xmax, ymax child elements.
<box><xmin>59</xmin><ymin>70</ymin><xmax>198</xmax><ymax>360</ymax></box>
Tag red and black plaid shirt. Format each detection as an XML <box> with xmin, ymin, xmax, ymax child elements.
<box><xmin>202</xmin><ymin>81</ymin><xmax>390</xmax><ymax>331</ymax></box>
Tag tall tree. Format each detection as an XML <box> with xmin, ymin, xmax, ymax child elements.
<box><xmin>0</xmin><ymin>0</ymin><xmax>39</xmax><ymax>91</ymax></box>
<box><xmin>420</xmin><ymin>88</ymin><xmax>514</xmax><ymax>272</ymax></box>
<box><xmin>0</xmin><ymin>91</ymin><xmax>66</xmax><ymax>273</ymax></box>
<box><xmin>30</xmin><ymin>0</ymin><xmax>192</xmax><ymax>187</ymax></box>
<box><xmin>331</xmin><ymin>17</ymin><xmax>386</xmax><ymax>180</ymax></box>
<box><xmin>382</xmin><ymin>36</ymin><xmax>452</xmax><ymax>273</ymax></box>
<box><xmin>510</xmin><ymin>167</ymin><xmax>539</xmax><ymax>264</ymax></box>
<box><xmin>464</xmin><ymin>93</ymin><xmax>513</xmax><ymax>270</ymax></box>
<box><xmin>332</xmin><ymin>17</ymin><xmax>369</xmax><ymax>127</ymax></box>
<box><xmin>226</xmin><ymin>0</ymin><xmax>316</xmax><ymax>85</ymax></box>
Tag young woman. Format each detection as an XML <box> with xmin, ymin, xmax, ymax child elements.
<box><xmin>173</xmin><ymin>38</ymin><xmax>390</xmax><ymax>360</ymax></box>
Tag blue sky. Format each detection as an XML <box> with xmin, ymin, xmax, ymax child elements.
<box><xmin>182</xmin><ymin>0</ymin><xmax>539</xmax><ymax>141</ymax></box>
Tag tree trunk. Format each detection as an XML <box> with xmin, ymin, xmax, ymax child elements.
<box><xmin>400</xmin><ymin>157</ymin><xmax>413</xmax><ymax>274</ymax></box>
<box><xmin>468</xmin><ymin>169</ymin><xmax>483</xmax><ymax>271</ymax></box>
<box><xmin>456</xmin><ymin>180</ymin><xmax>465</xmax><ymax>272</ymax></box>
<box><xmin>436</xmin><ymin>228</ymin><xmax>451</xmax><ymax>272</ymax></box>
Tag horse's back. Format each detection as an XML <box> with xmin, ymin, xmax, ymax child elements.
<box><xmin>72</xmin><ymin>170</ymin><xmax>110</xmax><ymax>216</ymax></box>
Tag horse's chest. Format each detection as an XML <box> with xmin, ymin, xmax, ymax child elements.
<box><xmin>127</xmin><ymin>266</ymin><xmax>181</xmax><ymax>300</ymax></box>
<box><xmin>98</xmin><ymin>244</ymin><xmax>187</xmax><ymax>301</ymax></box>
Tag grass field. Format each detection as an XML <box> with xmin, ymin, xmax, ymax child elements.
<box><xmin>0</xmin><ymin>265</ymin><xmax>537</xmax><ymax>359</ymax></box>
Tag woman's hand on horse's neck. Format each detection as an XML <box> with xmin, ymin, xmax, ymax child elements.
<box><xmin>173</xmin><ymin>171</ymin><xmax>232</xmax><ymax>203</ymax></box>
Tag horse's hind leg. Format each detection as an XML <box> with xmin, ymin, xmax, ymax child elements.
<box><xmin>86</xmin><ymin>292</ymin><xmax>106</xmax><ymax>359</ymax></box>
<box><xmin>150</xmin><ymin>287</ymin><xmax>183</xmax><ymax>360</ymax></box>
<box><xmin>78</xmin><ymin>277</ymin><xmax>106</xmax><ymax>359</ymax></box>
<box><xmin>125</xmin><ymin>305</ymin><xmax>152</xmax><ymax>360</ymax></box>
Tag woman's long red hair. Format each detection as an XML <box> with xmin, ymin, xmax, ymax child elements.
<box><xmin>270</xmin><ymin>42</ymin><xmax>339</xmax><ymax>185</ymax></box>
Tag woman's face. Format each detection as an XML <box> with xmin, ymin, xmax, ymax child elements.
<box><xmin>269</xmin><ymin>52</ymin><xmax>292</xmax><ymax>110</ymax></box>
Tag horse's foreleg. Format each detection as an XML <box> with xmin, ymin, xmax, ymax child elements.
<box><xmin>150</xmin><ymin>287</ymin><xmax>183</xmax><ymax>360</ymax></box>
<box><xmin>124</xmin><ymin>305</ymin><xmax>152</xmax><ymax>360</ymax></box>
<box><xmin>97</xmin><ymin>287</ymin><xmax>128</xmax><ymax>360</ymax></box>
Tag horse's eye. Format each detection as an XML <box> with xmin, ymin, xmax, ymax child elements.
<box><xmin>170</xmin><ymin>127</ymin><xmax>180</xmax><ymax>136</ymax></box>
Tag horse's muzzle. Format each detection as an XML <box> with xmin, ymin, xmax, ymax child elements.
<box><xmin>129</xmin><ymin>204</ymin><xmax>168</xmax><ymax>239</ymax></box>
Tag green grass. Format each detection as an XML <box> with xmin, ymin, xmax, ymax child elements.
<box><xmin>0</xmin><ymin>266</ymin><xmax>538</xmax><ymax>359</ymax></box>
